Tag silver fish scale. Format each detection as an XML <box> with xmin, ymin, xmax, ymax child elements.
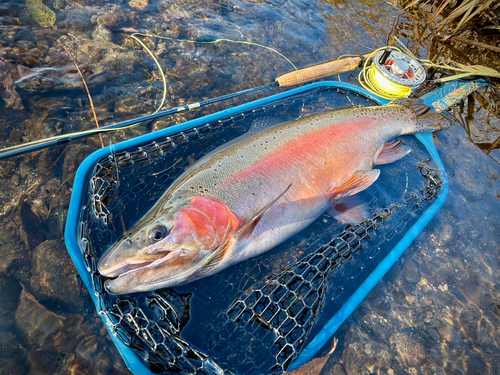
<box><xmin>78</xmin><ymin>87</ymin><xmax>443</xmax><ymax>374</ymax></box>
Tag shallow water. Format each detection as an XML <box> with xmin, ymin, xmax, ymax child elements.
<box><xmin>0</xmin><ymin>0</ymin><xmax>499</xmax><ymax>374</ymax></box>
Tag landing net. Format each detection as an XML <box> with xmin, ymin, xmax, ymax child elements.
<box><xmin>76</xmin><ymin>86</ymin><xmax>442</xmax><ymax>374</ymax></box>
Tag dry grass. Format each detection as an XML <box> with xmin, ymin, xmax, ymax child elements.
<box><xmin>396</xmin><ymin>0</ymin><xmax>500</xmax><ymax>153</ymax></box>
<box><xmin>401</xmin><ymin>0</ymin><xmax>500</xmax><ymax>37</ymax></box>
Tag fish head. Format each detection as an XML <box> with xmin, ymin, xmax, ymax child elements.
<box><xmin>98</xmin><ymin>195</ymin><xmax>242</xmax><ymax>294</ymax></box>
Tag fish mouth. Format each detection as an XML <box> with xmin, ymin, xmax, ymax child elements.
<box><xmin>102</xmin><ymin>248</ymin><xmax>208</xmax><ymax>294</ymax></box>
<box><xmin>98</xmin><ymin>257</ymin><xmax>165</xmax><ymax>278</ymax></box>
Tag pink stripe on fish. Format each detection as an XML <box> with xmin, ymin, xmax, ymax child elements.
<box><xmin>224</xmin><ymin>117</ymin><xmax>375</xmax><ymax>186</ymax></box>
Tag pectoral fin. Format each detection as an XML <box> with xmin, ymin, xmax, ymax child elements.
<box><xmin>374</xmin><ymin>140</ymin><xmax>411</xmax><ymax>165</ymax></box>
<box><xmin>234</xmin><ymin>183</ymin><xmax>292</xmax><ymax>239</ymax></box>
<box><xmin>330</xmin><ymin>170</ymin><xmax>380</xmax><ymax>202</ymax></box>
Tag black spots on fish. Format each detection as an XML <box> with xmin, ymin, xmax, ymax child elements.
<box><xmin>190</xmin><ymin>186</ymin><xmax>195</xmax><ymax>190</ymax></box>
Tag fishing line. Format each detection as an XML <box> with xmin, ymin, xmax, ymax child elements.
<box><xmin>129</xmin><ymin>32</ymin><xmax>299</xmax><ymax>114</ymax></box>
<box><xmin>359</xmin><ymin>46</ymin><xmax>413</xmax><ymax>100</ymax></box>
<box><xmin>0</xmin><ymin>34</ymin><xmax>295</xmax><ymax>160</ymax></box>
<box><xmin>0</xmin><ymin>35</ymin><xmax>368</xmax><ymax>160</ymax></box>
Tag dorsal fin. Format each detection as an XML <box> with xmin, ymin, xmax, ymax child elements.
<box><xmin>234</xmin><ymin>183</ymin><xmax>292</xmax><ymax>240</ymax></box>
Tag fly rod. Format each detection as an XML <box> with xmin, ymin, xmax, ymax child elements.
<box><xmin>0</xmin><ymin>54</ymin><xmax>369</xmax><ymax>160</ymax></box>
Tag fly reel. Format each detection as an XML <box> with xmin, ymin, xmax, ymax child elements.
<box><xmin>360</xmin><ymin>48</ymin><xmax>426</xmax><ymax>100</ymax></box>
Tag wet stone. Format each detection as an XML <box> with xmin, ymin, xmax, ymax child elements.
<box><xmin>465</xmin><ymin>353</ymin><xmax>488</xmax><ymax>374</ymax></box>
<box><xmin>390</xmin><ymin>332</ymin><xmax>426</xmax><ymax>368</ymax></box>
<box><xmin>15</xmin><ymin>288</ymin><xmax>65</xmax><ymax>348</ymax></box>
<box><xmin>129</xmin><ymin>0</ymin><xmax>148</xmax><ymax>10</ymax></box>
<box><xmin>60</xmin><ymin>8</ymin><xmax>93</xmax><ymax>32</ymax></box>
<box><xmin>75</xmin><ymin>335</ymin><xmax>99</xmax><ymax>362</ymax></box>
<box><xmin>92</xmin><ymin>24</ymin><xmax>113</xmax><ymax>42</ymax></box>
<box><xmin>55</xmin><ymin>352</ymin><xmax>127</xmax><ymax>375</ymax></box>
<box><xmin>114</xmin><ymin>96</ymin><xmax>155</xmax><ymax>115</ymax></box>
<box><xmin>402</xmin><ymin>259</ymin><xmax>420</xmax><ymax>284</ymax></box>
<box><xmin>55</xmin><ymin>355</ymin><xmax>94</xmax><ymax>375</ymax></box>
<box><xmin>0</xmin><ymin>274</ymin><xmax>22</xmax><ymax>321</ymax></box>
<box><xmin>342</xmin><ymin>326</ymin><xmax>391</xmax><ymax>374</ymax></box>
<box><xmin>427</xmin><ymin>327</ymin><xmax>441</xmax><ymax>342</ymax></box>
<box><xmin>27</xmin><ymin>347</ymin><xmax>62</xmax><ymax>375</ymax></box>
<box><xmin>0</xmin><ymin>354</ymin><xmax>29</xmax><ymax>375</ymax></box>
<box><xmin>331</xmin><ymin>363</ymin><xmax>346</xmax><ymax>375</ymax></box>
<box><xmin>96</xmin><ymin>13</ymin><xmax>120</xmax><ymax>29</ymax></box>
<box><xmin>53</xmin><ymin>0</ymin><xmax>65</xmax><ymax>9</ymax></box>
<box><xmin>29</xmin><ymin>239</ymin><xmax>82</xmax><ymax>312</ymax></box>
<box><xmin>0</xmin><ymin>220</ymin><xmax>30</xmax><ymax>276</ymax></box>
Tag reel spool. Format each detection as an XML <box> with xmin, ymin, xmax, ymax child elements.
<box><xmin>360</xmin><ymin>49</ymin><xmax>426</xmax><ymax>100</ymax></box>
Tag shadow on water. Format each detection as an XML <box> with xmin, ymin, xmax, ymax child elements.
<box><xmin>0</xmin><ymin>0</ymin><xmax>499</xmax><ymax>374</ymax></box>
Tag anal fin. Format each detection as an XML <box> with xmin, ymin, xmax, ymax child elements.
<box><xmin>374</xmin><ymin>140</ymin><xmax>411</xmax><ymax>165</ymax></box>
<box><xmin>330</xmin><ymin>169</ymin><xmax>380</xmax><ymax>202</ymax></box>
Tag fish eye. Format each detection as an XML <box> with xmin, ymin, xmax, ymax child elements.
<box><xmin>148</xmin><ymin>224</ymin><xmax>168</xmax><ymax>242</ymax></box>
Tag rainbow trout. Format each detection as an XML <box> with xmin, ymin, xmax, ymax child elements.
<box><xmin>98</xmin><ymin>100</ymin><xmax>447</xmax><ymax>294</ymax></box>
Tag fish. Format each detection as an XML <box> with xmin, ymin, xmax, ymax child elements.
<box><xmin>98</xmin><ymin>99</ymin><xmax>448</xmax><ymax>294</ymax></box>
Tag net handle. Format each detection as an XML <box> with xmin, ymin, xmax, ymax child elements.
<box><xmin>276</xmin><ymin>54</ymin><xmax>371</xmax><ymax>87</ymax></box>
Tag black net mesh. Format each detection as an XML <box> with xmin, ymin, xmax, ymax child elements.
<box><xmin>76</xmin><ymin>86</ymin><xmax>443</xmax><ymax>374</ymax></box>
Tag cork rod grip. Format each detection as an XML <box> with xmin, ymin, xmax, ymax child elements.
<box><xmin>276</xmin><ymin>54</ymin><xmax>371</xmax><ymax>87</ymax></box>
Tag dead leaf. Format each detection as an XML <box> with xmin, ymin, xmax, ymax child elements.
<box><xmin>287</xmin><ymin>338</ymin><xmax>338</xmax><ymax>375</ymax></box>
<box><xmin>26</xmin><ymin>0</ymin><xmax>56</xmax><ymax>28</ymax></box>
<box><xmin>120</xmin><ymin>27</ymin><xmax>139</xmax><ymax>33</ymax></box>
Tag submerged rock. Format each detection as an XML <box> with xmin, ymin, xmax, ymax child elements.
<box><xmin>342</xmin><ymin>327</ymin><xmax>391</xmax><ymax>374</ymax></box>
<box><xmin>29</xmin><ymin>239</ymin><xmax>82</xmax><ymax>312</ymax></box>
<box><xmin>0</xmin><ymin>58</ymin><xmax>25</xmax><ymax>110</ymax></box>
<box><xmin>402</xmin><ymin>259</ymin><xmax>420</xmax><ymax>284</ymax></box>
<box><xmin>92</xmin><ymin>24</ymin><xmax>113</xmax><ymax>42</ymax></box>
<box><xmin>129</xmin><ymin>0</ymin><xmax>148</xmax><ymax>10</ymax></box>
<box><xmin>55</xmin><ymin>352</ymin><xmax>128</xmax><ymax>375</ymax></box>
<box><xmin>15</xmin><ymin>288</ymin><xmax>65</xmax><ymax>348</ymax></box>
<box><xmin>27</xmin><ymin>348</ymin><xmax>62</xmax><ymax>375</ymax></box>
<box><xmin>390</xmin><ymin>332</ymin><xmax>426</xmax><ymax>368</ymax></box>
<box><xmin>0</xmin><ymin>220</ymin><xmax>31</xmax><ymax>276</ymax></box>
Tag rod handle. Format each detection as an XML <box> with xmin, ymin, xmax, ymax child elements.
<box><xmin>276</xmin><ymin>54</ymin><xmax>371</xmax><ymax>87</ymax></box>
